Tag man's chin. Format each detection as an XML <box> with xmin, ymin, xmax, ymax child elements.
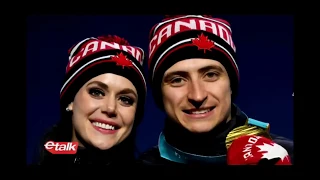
<box><xmin>182</xmin><ymin>122</ymin><xmax>216</xmax><ymax>133</ymax></box>
<box><xmin>187</xmin><ymin>127</ymin><xmax>213</xmax><ymax>133</ymax></box>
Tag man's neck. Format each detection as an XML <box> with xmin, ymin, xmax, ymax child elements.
<box><xmin>163</xmin><ymin>107</ymin><xmax>237</xmax><ymax>156</ymax></box>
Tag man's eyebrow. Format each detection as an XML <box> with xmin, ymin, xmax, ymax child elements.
<box><xmin>164</xmin><ymin>71</ymin><xmax>189</xmax><ymax>80</ymax></box>
<box><xmin>164</xmin><ymin>65</ymin><xmax>224</xmax><ymax>79</ymax></box>
<box><xmin>198</xmin><ymin>65</ymin><xmax>224</xmax><ymax>74</ymax></box>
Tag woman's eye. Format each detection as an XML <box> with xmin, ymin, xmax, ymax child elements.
<box><xmin>119</xmin><ymin>96</ymin><xmax>134</xmax><ymax>106</ymax></box>
<box><xmin>89</xmin><ymin>88</ymin><xmax>105</xmax><ymax>97</ymax></box>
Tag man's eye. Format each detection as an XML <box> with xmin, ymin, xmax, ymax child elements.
<box><xmin>170</xmin><ymin>77</ymin><xmax>185</xmax><ymax>84</ymax></box>
<box><xmin>206</xmin><ymin>72</ymin><xmax>217</xmax><ymax>78</ymax></box>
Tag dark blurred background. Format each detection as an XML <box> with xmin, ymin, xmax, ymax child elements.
<box><xmin>26</xmin><ymin>15</ymin><xmax>293</xmax><ymax>164</ymax></box>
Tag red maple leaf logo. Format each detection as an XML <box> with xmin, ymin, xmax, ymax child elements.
<box><xmin>191</xmin><ymin>33</ymin><xmax>215</xmax><ymax>53</ymax></box>
<box><xmin>110</xmin><ymin>52</ymin><xmax>133</xmax><ymax>69</ymax></box>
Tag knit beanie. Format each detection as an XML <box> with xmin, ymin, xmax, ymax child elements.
<box><xmin>60</xmin><ymin>35</ymin><xmax>147</xmax><ymax>123</ymax></box>
<box><xmin>148</xmin><ymin>15</ymin><xmax>239</xmax><ymax>109</ymax></box>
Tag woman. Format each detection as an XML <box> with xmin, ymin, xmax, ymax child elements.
<box><xmin>36</xmin><ymin>35</ymin><xmax>147</xmax><ymax>165</ymax></box>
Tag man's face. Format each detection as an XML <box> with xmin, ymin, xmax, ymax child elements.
<box><xmin>161</xmin><ymin>58</ymin><xmax>232</xmax><ymax>133</ymax></box>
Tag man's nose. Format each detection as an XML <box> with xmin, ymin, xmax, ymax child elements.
<box><xmin>187</xmin><ymin>81</ymin><xmax>208</xmax><ymax>108</ymax></box>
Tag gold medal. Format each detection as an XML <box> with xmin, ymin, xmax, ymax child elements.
<box><xmin>226</xmin><ymin>118</ymin><xmax>271</xmax><ymax>149</ymax></box>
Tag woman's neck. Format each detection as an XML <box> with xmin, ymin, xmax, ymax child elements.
<box><xmin>73</xmin><ymin>139</ymin><xmax>135</xmax><ymax>165</ymax></box>
<box><xmin>71</xmin><ymin>130</ymin><xmax>135</xmax><ymax>165</ymax></box>
<box><xmin>74</xmin><ymin>146</ymin><xmax>113</xmax><ymax>165</ymax></box>
<box><xmin>163</xmin><ymin>108</ymin><xmax>237</xmax><ymax>156</ymax></box>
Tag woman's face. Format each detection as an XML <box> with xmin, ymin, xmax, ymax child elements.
<box><xmin>67</xmin><ymin>73</ymin><xmax>138</xmax><ymax>150</ymax></box>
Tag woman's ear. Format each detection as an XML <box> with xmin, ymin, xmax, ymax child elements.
<box><xmin>66</xmin><ymin>102</ymin><xmax>74</xmax><ymax>111</ymax></box>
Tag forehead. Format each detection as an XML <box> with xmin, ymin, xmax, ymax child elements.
<box><xmin>164</xmin><ymin>58</ymin><xmax>226</xmax><ymax>75</ymax></box>
<box><xmin>85</xmin><ymin>73</ymin><xmax>136</xmax><ymax>91</ymax></box>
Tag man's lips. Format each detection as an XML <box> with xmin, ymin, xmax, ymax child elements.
<box><xmin>182</xmin><ymin>106</ymin><xmax>215</xmax><ymax>114</ymax></box>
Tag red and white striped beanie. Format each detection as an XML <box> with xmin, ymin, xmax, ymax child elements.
<box><xmin>60</xmin><ymin>35</ymin><xmax>147</xmax><ymax>121</ymax></box>
<box><xmin>148</xmin><ymin>15</ymin><xmax>239</xmax><ymax>109</ymax></box>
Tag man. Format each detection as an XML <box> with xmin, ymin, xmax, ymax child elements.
<box><xmin>139</xmin><ymin>15</ymin><xmax>293</xmax><ymax>165</ymax></box>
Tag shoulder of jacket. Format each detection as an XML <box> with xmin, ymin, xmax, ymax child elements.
<box><xmin>270</xmin><ymin>133</ymin><xmax>294</xmax><ymax>163</ymax></box>
<box><xmin>137</xmin><ymin>146</ymin><xmax>163</xmax><ymax>165</ymax></box>
<box><xmin>270</xmin><ymin>133</ymin><xmax>294</xmax><ymax>150</ymax></box>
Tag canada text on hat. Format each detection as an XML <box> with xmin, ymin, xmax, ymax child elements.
<box><xmin>67</xmin><ymin>36</ymin><xmax>144</xmax><ymax>73</ymax></box>
<box><xmin>148</xmin><ymin>15</ymin><xmax>236</xmax><ymax>61</ymax></box>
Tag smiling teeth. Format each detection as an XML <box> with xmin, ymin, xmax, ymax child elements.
<box><xmin>92</xmin><ymin>122</ymin><xmax>115</xmax><ymax>130</ymax></box>
<box><xmin>191</xmin><ymin>109</ymin><xmax>211</xmax><ymax>114</ymax></box>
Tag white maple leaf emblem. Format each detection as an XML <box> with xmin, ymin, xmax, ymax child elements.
<box><xmin>256</xmin><ymin>142</ymin><xmax>289</xmax><ymax>161</ymax></box>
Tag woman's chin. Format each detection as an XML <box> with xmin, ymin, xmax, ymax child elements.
<box><xmin>90</xmin><ymin>138</ymin><xmax>116</xmax><ymax>150</ymax></box>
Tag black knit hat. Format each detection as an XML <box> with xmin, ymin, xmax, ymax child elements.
<box><xmin>60</xmin><ymin>35</ymin><xmax>147</xmax><ymax>123</ymax></box>
<box><xmin>148</xmin><ymin>15</ymin><xmax>239</xmax><ymax>109</ymax></box>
